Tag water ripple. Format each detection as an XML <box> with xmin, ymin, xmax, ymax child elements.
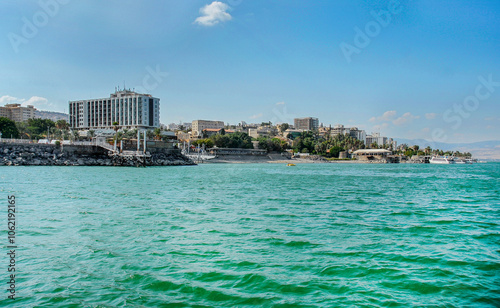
<box><xmin>0</xmin><ymin>164</ymin><xmax>499</xmax><ymax>307</ymax></box>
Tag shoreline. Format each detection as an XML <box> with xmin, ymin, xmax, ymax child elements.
<box><xmin>1</xmin><ymin>144</ymin><xmax>487</xmax><ymax>166</ymax></box>
<box><xmin>200</xmin><ymin>155</ymin><xmax>378</xmax><ymax>164</ymax></box>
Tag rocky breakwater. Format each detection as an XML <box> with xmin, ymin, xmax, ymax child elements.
<box><xmin>0</xmin><ymin>143</ymin><xmax>195</xmax><ymax>167</ymax></box>
<box><xmin>110</xmin><ymin>151</ymin><xmax>195</xmax><ymax>167</ymax></box>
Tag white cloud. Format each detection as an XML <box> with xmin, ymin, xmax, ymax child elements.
<box><xmin>0</xmin><ymin>95</ymin><xmax>20</xmax><ymax>104</ymax></box>
<box><xmin>370</xmin><ymin>110</ymin><xmax>397</xmax><ymax>123</ymax></box>
<box><xmin>249</xmin><ymin>113</ymin><xmax>263</xmax><ymax>119</ymax></box>
<box><xmin>425</xmin><ymin>113</ymin><xmax>437</xmax><ymax>120</ymax></box>
<box><xmin>421</xmin><ymin>127</ymin><xmax>430</xmax><ymax>133</ymax></box>
<box><xmin>276</xmin><ymin>101</ymin><xmax>285</xmax><ymax>106</ymax></box>
<box><xmin>0</xmin><ymin>95</ymin><xmax>52</xmax><ymax>109</ymax></box>
<box><xmin>194</xmin><ymin>1</ymin><xmax>232</xmax><ymax>27</ymax></box>
<box><xmin>393</xmin><ymin>112</ymin><xmax>420</xmax><ymax>126</ymax></box>
<box><xmin>24</xmin><ymin>96</ymin><xmax>51</xmax><ymax>107</ymax></box>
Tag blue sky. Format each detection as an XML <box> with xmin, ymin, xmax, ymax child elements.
<box><xmin>1</xmin><ymin>0</ymin><xmax>499</xmax><ymax>143</ymax></box>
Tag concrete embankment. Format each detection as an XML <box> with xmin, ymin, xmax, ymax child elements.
<box><xmin>0</xmin><ymin>143</ymin><xmax>195</xmax><ymax>167</ymax></box>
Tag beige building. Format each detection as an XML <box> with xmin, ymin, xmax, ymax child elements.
<box><xmin>192</xmin><ymin>120</ymin><xmax>224</xmax><ymax>137</ymax></box>
<box><xmin>248</xmin><ymin>126</ymin><xmax>277</xmax><ymax>139</ymax></box>
<box><xmin>176</xmin><ymin>131</ymin><xmax>191</xmax><ymax>142</ymax></box>
<box><xmin>0</xmin><ymin>104</ymin><xmax>37</xmax><ymax>122</ymax></box>
<box><xmin>294</xmin><ymin>117</ymin><xmax>319</xmax><ymax>131</ymax></box>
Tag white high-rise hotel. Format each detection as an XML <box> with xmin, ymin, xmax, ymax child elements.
<box><xmin>69</xmin><ymin>89</ymin><xmax>160</xmax><ymax>131</ymax></box>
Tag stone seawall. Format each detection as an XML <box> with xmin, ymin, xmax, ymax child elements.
<box><xmin>0</xmin><ymin>143</ymin><xmax>195</xmax><ymax>167</ymax></box>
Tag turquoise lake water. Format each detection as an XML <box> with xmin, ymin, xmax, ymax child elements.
<box><xmin>0</xmin><ymin>163</ymin><xmax>499</xmax><ymax>307</ymax></box>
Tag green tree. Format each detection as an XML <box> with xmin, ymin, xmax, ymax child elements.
<box><xmin>26</xmin><ymin>118</ymin><xmax>56</xmax><ymax>139</ymax></box>
<box><xmin>50</xmin><ymin>127</ymin><xmax>61</xmax><ymax>139</ymax></box>
<box><xmin>209</xmin><ymin>131</ymin><xmax>252</xmax><ymax>149</ymax></box>
<box><xmin>329</xmin><ymin>146</ymin><xmax>344</xmax><ymax>158</ymax></box>
<box><xmin>196</xmin><ymin>138</ymin><xmax>214</xmax><ymax>148</ymax></box>
<box><xmin>55</xmin><ymin>119</ymin><xmax>69</xmax><ymax>130</ymax></box>
<box><xmin>154</xmin><ymin>128</ymin><xmax>162</xmax><ymax>140</ymax></box>
<box><xmin>15</xmin><ymin>121</ymin><xmax>29</xmax><ymax>139</ymax></box>
<box><xmin>279</xmin><ymin>123</ymin><xmax>289</xmax><ymax>132</ymax></box>
<box><xmin>72</xmin><ymin>130</ymin><xmax>80</xmax><ymax>141</ymax></box>
<box><xmin>0</xmin><ymin>117</ymin><xmax>20</xmax><ymax>139</ymax></box>
<box><xmin>146</xmin><ymin>130</ymin><xmax>155</xmax><ymax>140</ymax></box>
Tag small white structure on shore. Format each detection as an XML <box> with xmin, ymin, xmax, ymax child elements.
<box><xmin>353</xmin><ymin>149</ymin><xmax>392</xmax><ymax>162</ymax></box>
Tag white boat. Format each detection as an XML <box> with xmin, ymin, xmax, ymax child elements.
<box><xmin>452</xmin><ymin>157</ymin><xmax>474</xmax><ymax>164</ymax></box>
<box><xmin>430</xmin><ymin>156</ymin><xmax>455</xmax><ymax>164</ymax></box>
<box><xmin>182</xmin><ymin>143</ymin><xmax>216</xmax><ymax>162</ymax></box>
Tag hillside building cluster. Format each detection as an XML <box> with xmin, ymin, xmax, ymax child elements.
<box><xmin>170</xmin><ymin>118</ymin><xmax>395</xmax><ymax>149</ymax></box>
<box><xmin>2</xmin><ymin>88</ymin><xmax>395</xmax><ymax>150</ymax></box>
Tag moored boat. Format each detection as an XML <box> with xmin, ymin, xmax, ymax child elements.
<box><xmin>430</xmin><ymin>156</ymin><xmax>455</xmax><ymax>164</ymax></box>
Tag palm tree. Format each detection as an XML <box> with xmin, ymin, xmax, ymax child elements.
<box><xmin>154</xmin><ymin>128</ymin><xmax>162</xmax><ymax>140</ymax></box>
<box><xmin>72</xmin><ymin>130</ymin><xmax>79</xmax><ymax>141</ymax></box>
<box><xmin>55</xmin><ymin>120</ymin><xmax>69</xmax><ymax>130</ymax></box>
<box><xmin>50</xmin><ymin>127</ymin><xmax>61</xmax><ymax>139</ymax></box>
<box><xmin>146</xmin><ymin>130</ymin><xmax>155</xmax><ymax>140</ymax></box>
<box><xmin>15</xmin><ymin>121</ymin><xmax>29</xmax><ymax>140</ymax></box>
<box><xmin>87</xmin><ymin>130</ymin><xmax>96</xmax><ymax>140</ymax></box>
<box><xmin>126</xmin><ymin>129</ymin><xmax>138</xmax><ymax>139</ymax></box>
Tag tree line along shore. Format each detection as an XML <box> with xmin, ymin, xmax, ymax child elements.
<box><xmin>1</xmin><ymin>117</ymin><xmax>473</xmax><ymax>165</ymax></box>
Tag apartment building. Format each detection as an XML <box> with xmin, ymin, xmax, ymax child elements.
<box><xmin>294</xmin><ymin>117</ymin><xmax>319</xmax><ymax>131</ymax></box>
<box><xmin>192</xmin><ymin>120</ymin><xmax>224</xmax><ymax>137</ymax></box>
<box><xmin>0</xmin><ymin>104</ymin><xmax>37</xmax><ymax>122</ymax></box>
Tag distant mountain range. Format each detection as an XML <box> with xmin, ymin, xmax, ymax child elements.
<box><xmin>36</xmin><ymin>110</ymin><xmax>69</xmax><ymax>122</ymax></box>
<box><xmin>394</xmin><ymin>138</ymin><xmax>500</xmax><ymax>161</ymax></box>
